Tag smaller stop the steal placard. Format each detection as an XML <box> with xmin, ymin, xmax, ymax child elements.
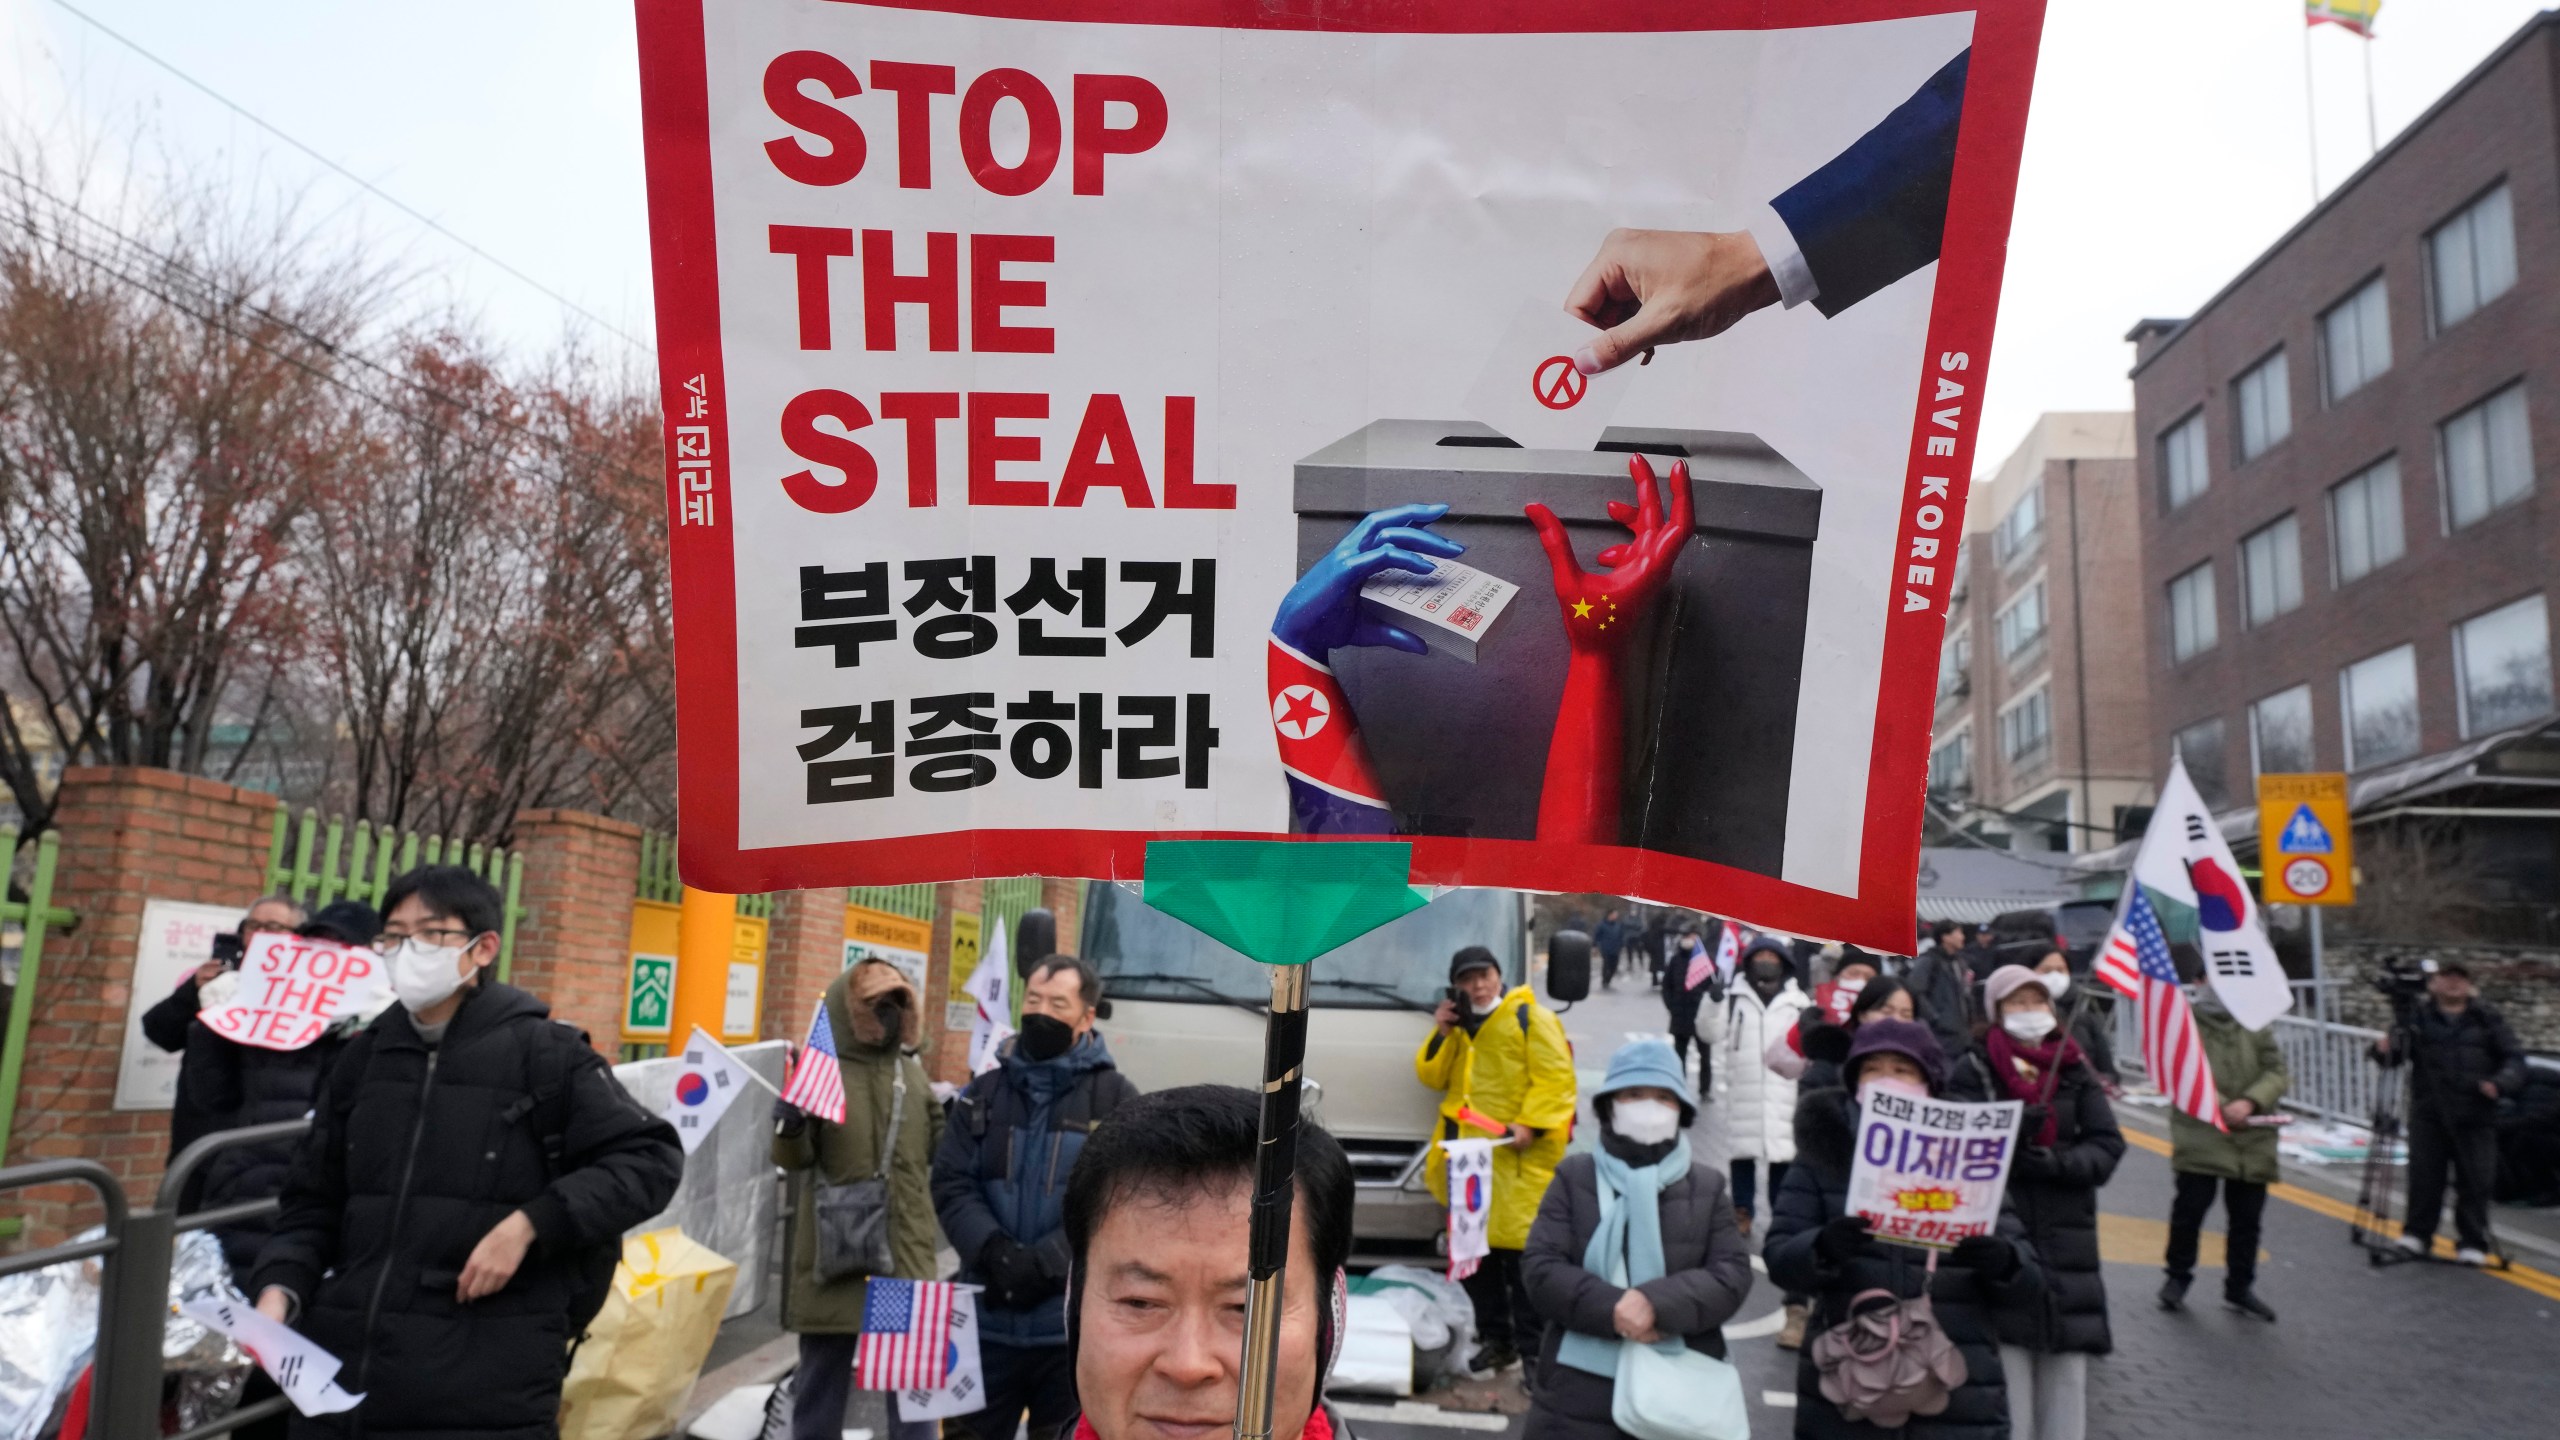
<box><xmin>200</xmin><ymin>933</ymin><xmax>392</xmax><ymax>1051</ymax></box>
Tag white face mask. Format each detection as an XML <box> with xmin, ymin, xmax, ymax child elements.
<box><xmin>2002</xmin><ymin>1009</ymin><xmax>2058</xmax><ymax>1042</ymax></box>
<box><xmin>2038</xmin><ymin>972</ymin><xmax>2071</xmax><ymax>998</ymax></box>
<box><xmin>1611</xmin><ymin>1097</ymin><xmax>1682</xmax><ymax>1145</ymax></box>
<box><xmin>392</xmin><ymin>937</ymin><xmax>475</xmax><ymax>1014</ymax></box>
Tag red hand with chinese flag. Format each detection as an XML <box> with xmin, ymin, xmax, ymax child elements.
<box><xmin>1524</xmin><ymin>455</ymin><xmax>1696</xmax><ymax>844</ymax></box>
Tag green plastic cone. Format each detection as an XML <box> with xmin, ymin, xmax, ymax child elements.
<box><xmin>1139</xmin><ymin>840</ymin><xmax>1427</xmax><ymax>967</ymax></box>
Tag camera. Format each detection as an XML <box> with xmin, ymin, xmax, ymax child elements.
<box><xmin>2370</xmin><ymin>955</ymin><xmax>2434</xmax><ymax>1021</ymax></box>
<box><xmin>209</xmin><ymin>931</ymin><xmax>245</xmax><ymax>969</ymax></box>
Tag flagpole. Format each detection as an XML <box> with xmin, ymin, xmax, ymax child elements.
<box><xmin>2302</xmin><ymin>20</ymin><xmax>2323</xmax><ymax>202</ymax></box>
<box><xmin>2360</xmin><ymin>28</ymin><xmax>2380</xmax><ymax>157</ymax></box>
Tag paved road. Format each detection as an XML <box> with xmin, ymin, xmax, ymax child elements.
<box><xmin>1440</xmin><ymin>974</ymin><xmax>2560</xmax><ymax>1440</ymax></box>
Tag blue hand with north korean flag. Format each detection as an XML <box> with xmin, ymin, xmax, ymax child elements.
<box><xmin>1268</xmin><ymin>503</ymin><xmax>1464</xmax><ymax>833</ymax></box>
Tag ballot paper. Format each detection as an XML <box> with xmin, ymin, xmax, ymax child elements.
<box><xmin>180</xmin><ymin>1297</ymin><xmax>365</xmax><ymax>1415</ymax></box>
<box><xmin>1359</xmin><ymin>559</ymin><xmax>1520</xmax><ymax>663</ymax></box>
<box><xmin>1460</xmin><ymin>300</ymin><xmax>1637</xmax><ymax>453</ymax></box>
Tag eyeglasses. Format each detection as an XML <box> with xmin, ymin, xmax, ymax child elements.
<box><xmin>241</xmin><ymin>919</ymin><xmax>298</xmax><ymax>937</ymax></box>
<box><xmin>372</xmin><ymin>927</ymin><xmax>478</xmax><ymax>954</ymax></box>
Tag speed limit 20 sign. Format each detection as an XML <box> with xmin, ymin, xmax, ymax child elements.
<box><xmin>2257</xmin><ymin>772</ymin><xmax>2355</xmax><ymax>906</ymax></box>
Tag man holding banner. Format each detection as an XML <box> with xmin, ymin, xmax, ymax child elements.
<box><xmin>1417</xmin><ymin>945</ymin><xmax>1576</xmax><ymax>1376</ymax></box>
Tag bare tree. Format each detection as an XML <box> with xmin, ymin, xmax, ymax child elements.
<box><xmin>0</xmin><ymin>164</ymin><xmax>372</xmax><ymax>831</ymax></box>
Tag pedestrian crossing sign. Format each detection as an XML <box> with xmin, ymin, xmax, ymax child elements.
<box><xmin>2280</xmin><ymin>804</ymin><xmax>2333</xmax><ymax>853</ymax></box>
<box><xmin>2257</xmin><ymin>772</ymin><xmax>2355</xmax><ymax>906</ymax></box>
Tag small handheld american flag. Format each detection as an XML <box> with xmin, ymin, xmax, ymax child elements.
<box><xmin>780</xmin><ymin>1001</ymin><xmax>846</xmax><ymax>1124</ymax></box>
<box><xmin>855</xmin><ymin>1278</ymin><xmax>956</xmax><ymax>1390</ymax></box>
<box><xmin>2113</xmin><ymin>888</ymin><xmax>2227</xmax><ymax>1133</ymax></box>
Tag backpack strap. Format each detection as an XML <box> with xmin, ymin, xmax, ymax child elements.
<box><xmin>502</xmin><ymin>1020</ymin><xmax>585</xmax><ymax>1180</ymax></box>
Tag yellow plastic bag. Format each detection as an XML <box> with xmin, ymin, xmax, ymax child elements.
<box><xmin>559</xmin><ymin>1227</ymin><xmax>742</xmax><ymax>1440</ymax></box>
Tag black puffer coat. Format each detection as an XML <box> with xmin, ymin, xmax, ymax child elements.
<box><xmin>179</xmin><ymin>1021</ymin><xmax>352</xmax><ymax>1274</ymax></box>
<box><xmin>1764</xmin><ymin>1088</ymin><xmax>2041</xmax><ymax>1440</ymax></box>
<box><xmin>252</xmin><ymin>982</ymin><xmax>683</xmax><ymax>1440</ymax></box>
<box><xmin>1945</xmin><ymin>1043</ymin><xmax>2123</xmax><ymax>1354</ymax></box>
<box><xmin>2391</xmin><ymin>1001</ymin><xmax>2529</xmax><ymax>1127</ymax></box>
<box><xmin>1523</xmin><ymin>1147</ymin><xmax>1755</xmax><ymax>1440</ymax></box>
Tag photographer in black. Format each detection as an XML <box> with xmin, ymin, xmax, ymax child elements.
<box><xmin>2373</xmin><ymin>961</ymin><xmax>2527</xmax><ymax>1265</ymax></box>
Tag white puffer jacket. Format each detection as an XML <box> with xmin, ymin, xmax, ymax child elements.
<box><xmin>1710</xmin><ymin>980</ymin><xmax>1812</xmax><ymax>1162</ymax></box>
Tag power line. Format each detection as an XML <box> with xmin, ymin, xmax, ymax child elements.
<box><xmin>45</xmin><ymin>0</ymin><xmax>656</xmax><ymax>356</ymax></box>
<box><xmin>0</xmin><ymin>169</ymin><xmax>665</xmax><ymax>500</ymax></box>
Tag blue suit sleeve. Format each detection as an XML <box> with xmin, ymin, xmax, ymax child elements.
<box><xmin>1769</xmin><ymin>47</ymin><xmax>1968</xmax><ymax>318</ymax></box>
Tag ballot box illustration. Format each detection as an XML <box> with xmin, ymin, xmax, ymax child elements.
<box><xmin>1293</xmin><ymin>420</ymin><xmax>1821</xmax><ymax>877</ymax></box>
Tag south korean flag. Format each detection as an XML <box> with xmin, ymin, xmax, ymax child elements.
<box><xmin>663</xmin><ymin>1025</ymin><xmax>757</xmax><ymax>1154</ymax></box>
<box><xmin>897</xmin><ymin>1286</ymin><xmax>987</xmax><ymax>1419</ymax></box>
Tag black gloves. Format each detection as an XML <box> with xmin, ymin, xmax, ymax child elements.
<box><xmin>772</xmin><ymin>1098</ymin><xmax>810</xmax><ymax>1136</ymax></box>
<box><xmin>1816</xmin><ymin>1215</ymin><xmax>1874</xmax><ymax>1266</ymax></box>
<box><xmin>2019</xmin><ymin>1103</ymin><xmax>2050</xmax><ymax>1139</ymax></box>
<box><xmin>980</xmin><ymin>1235</ymin><xmax>1056</xmax><ymax>1311</ymax></box>
<box><xmin>1948</xmin><ymin>1234</ymin><xmax>2021</xmax><ymax>1281</ymax></box>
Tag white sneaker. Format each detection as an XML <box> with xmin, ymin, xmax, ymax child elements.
<box><xmin>2456</xmin><ymin>1247</ymin><xmax>2488</xmax><ymax>1267</ymax></box>
<box><xmin>2394</xmin><ymin>1233</ymin><xmax>2427</xmax><ymax>1255</ymax></box>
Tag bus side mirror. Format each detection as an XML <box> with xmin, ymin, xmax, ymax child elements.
<box><xmin>1547</xmin><ymin>929</ymin><xmax>1592</xmax><ymax>1003</ymax></box>
<box><xmin>1016</xmin><ymin>908</ymin><xmax>1057</xmax><ymax>977</ymax></box>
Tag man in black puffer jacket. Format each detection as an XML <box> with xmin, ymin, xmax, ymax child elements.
<box><xmin>2375</xmin><ymin>961</ymin><xmax>2528</xmax><ymax>1265</ymax></box>
<box><xmin>184</xmin><ymin>901</ymin><xmax>381</xmax><ymax>1278</ymax></box>
<box><xmin>1765</xmin><ymin>1020</ymin><xmax>2041</xmax><ymax>1440</ymax></box>
<box><xmin>252</xmin><ymin>866</ymin><xmax>683</xmax><ymax>1440</ymax></box>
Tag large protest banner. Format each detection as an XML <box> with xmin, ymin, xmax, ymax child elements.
<box><xmin>1844</xmin><ymin>1087</ymin><xmax>2022</xmax><ymax>1248</ymax></box>
<box><xmin>635</xmin><ymin>0</ymin><xmax>2048</xmax><ymax>947</ymax></box>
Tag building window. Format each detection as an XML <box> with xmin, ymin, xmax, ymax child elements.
<box><xmin>2239</xmin><ymin>514</ymin><xmax>2303</xmax><ymax>628</ymax></box>
<box><xmin>2328</xmin><ymin>457</ymin><xmax>2405</xmax><ymax>585</ymax></box>
<box><xmin>2428</xmin><ymin>182</ymin><xmax>2517</xmax><ymax>333</ymax></box>
<box><xmin>2160</xmin><ymin>410</ymin><xmax>2209</xmax><ymax>510</ymax></box>
<box><xmin>2173</xmin><ymin>716</ymin><xmax>2229</xmax><ymax>809</ymax></box>
<box><xmin>2320</xmin><ymin>274</ymin><xmax>2391</xmax><ymax>405</ymax></box>
<box><xmin>1937</xmin><ymin>624</ymin><xmax>1972</xmax><ymax>701</ymax></box>
<box><xmin>2454</xmin><ymin>594</ymin><xmax>2553</xmax><ymax>737</ymax></box>
<box><xmin>1995</xmin><ymin>579</ymin><xmax>2048</xmax><ymax>660</ymax></box>
<box><xmin>2439</xmin><ymin>382</ymin><xmax>2533</xmax><ymax>530</ymax></box>
<box><xmin>1995</xmin><ymin>482</ymin><xmax>2043</xmax><ymax>566</ymax></box>
<box><xmin>2250</xmin><ymin>684</ymin><xmax>2315</xmax><ymax>775</ymax></box>
<box><xmin>2168</xmin><ymin>562</ymin><xmax>2218</xmax><ymax>663</ymax></box>
<box><xmin>2341</xmin><ymin>643</ymin><xmax>2421</xmax><ymax>769</ymax></box>
<box><xmin>1929</xmin><ymin>730</ymin><xmax>1973</xmax><ymax>794</ymax></box>
<box><xmin>2000</xmin><ymin>686</ymin><xmax>2051</xmax><ymax>764</ymax></box>
<box><xmin>2232</xmin><ymin>350</ymin><xmax>2291</xmax><ymax>463</ymax></box>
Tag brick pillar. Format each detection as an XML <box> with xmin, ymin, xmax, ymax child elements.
<box><xmin>926</xmin><ymin>880</ymin><xmax>979</xmax><ymax>1085</ymax></box>
<box><xmin>509</xmin><ymin>809</ymin><xmax>644</xmax><ymax>1055</ymax></box>
<box><xmin>1041</xmin><ymin>878</ymin><xmax>1084</xmax><ymax>957</ymax></box>
<box><xmin>7</xmin><ymin>768</ymin><xmax>279</xmax><ymax>1241</ymax></box>
<box><xmin>763</xmin><ymin>887</ymin><xmax>850</xmax><ymax>1042</ymax></box>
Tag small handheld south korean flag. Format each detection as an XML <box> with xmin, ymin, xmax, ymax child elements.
<box><xmin>963</xmin><ymin>920</ymin><xmax>1015</xmax><ymax>1076</ymax></box>
<box><xmin>1443</xmin><ymin>1137</ymin><xmax>1497</xmax><ymax>1281</ymax></box>
<box><xmin>663</xmin><ymin>1026</ymin><xmax>761</xmax><ymax>1154</ymax></box>
<box><xmin>896</xmin><ymin>1285</ymin><xmax>988</xmax><ymax>1419</ymax></box>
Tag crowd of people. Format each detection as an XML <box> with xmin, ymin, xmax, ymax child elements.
<box><xmin>127</xmin><ymin>883</ymin><xmax>2549</xmax><ymax>1440</ymax></box>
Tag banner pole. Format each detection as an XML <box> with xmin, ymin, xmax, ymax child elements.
<box><xmin>1237</xmin><ymin>962</ymin><xmax>1311</xmax><ymax>1440</ymax></box>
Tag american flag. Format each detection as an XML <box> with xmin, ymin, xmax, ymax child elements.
<box><xmin>2118</xmin><ymin>888</ymin><xmax>2226</xmax><ymax>1133</ymax></box>
<box><xmin>779</xmin><ymin>1001</ymin><xmax>846</xmax><ymax>1123</ymax></box>
<box><xmin>855</xmin><ymin>1278</ymin><xmax>955</xmax><ymax>1390</ymax></box>
<box><xmin>2092</xmin><ymin>918</ymin><xmax>2142</xmax><ymax>999</ymax></box>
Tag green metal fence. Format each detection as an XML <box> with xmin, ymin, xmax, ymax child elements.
<box><xmin>847</xmin><ymin>883</ymin><xmax>938</xmax><ymax>921</ymax></box>
<box><xmin>0</xmin><ymin>826</ymin><xmax>78</xmax><ymax>1211</ymax></box>
<box><xmin>637</xmin><ymin>830</ymin><xmax>683</xmax><ymax>905</ymax></box>
<box><xmin>265</xmin><ymin>809</ymin><xmax>527</xmax><ymax>981</ymax></box>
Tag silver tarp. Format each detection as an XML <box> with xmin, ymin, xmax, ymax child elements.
<box><xmin>611</xmin><ymin>1039</ymin><xmax>787</xmax><ymax>1319</ymax></box>
<box><xmin>0</xmin><ymin>1229</ymin><xmax>251</xmax><ymax>1440</ymax></box>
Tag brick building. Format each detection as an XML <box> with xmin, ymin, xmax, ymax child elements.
<box><xmin>1929</xmin><ymin>412</ymin><xmax>2155</xmax><ymax>852</ymax></box>
<box><xmin>2124</xmin><ymin>12</ymin><xmax>2560</xmax><ymax>933</ymax></box>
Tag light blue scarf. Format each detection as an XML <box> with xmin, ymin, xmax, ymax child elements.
<box><xmin>1556</xmin><ymin>1136</ymin><xmax>1692</xmax><ymax>1378</ymax></box>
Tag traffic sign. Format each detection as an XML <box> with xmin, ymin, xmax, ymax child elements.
<box><xmin>2258</xmin><ymin>772</ymin><xmax>2354</xmax><ymax>905</ymax></box>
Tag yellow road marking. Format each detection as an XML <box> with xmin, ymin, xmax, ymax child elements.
<box><xmin>2118</xmin><ymin>1125</ymin><xmax>2560</xmax><ymax>1302</ymax></box>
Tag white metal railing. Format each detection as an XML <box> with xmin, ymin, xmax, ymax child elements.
<box><xmin>2110</xmin><ymin>977</ymin><xmax>2389</xmax><ymax>1124</ymax></box>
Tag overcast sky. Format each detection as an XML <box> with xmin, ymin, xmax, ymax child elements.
<box><xmin>0</xmin><ymin>0</ymin><xmax>2551</xmax><ymax>476</ymax></box>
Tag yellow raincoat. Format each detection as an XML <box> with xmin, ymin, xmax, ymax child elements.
<box><xmin>1414</xmin><ymin>984</ymin><xmax>1576</xmax><ymax>1250</ymax></box>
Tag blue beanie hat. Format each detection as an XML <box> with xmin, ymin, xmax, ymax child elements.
<box><xmin>1593</xmin><ymin>1038</ymin><xmax>1698</xmax><ymax>1125</ymax></box>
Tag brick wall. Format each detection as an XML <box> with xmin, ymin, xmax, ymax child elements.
<box><xmin>763</xmin><ymin>886</ymin><xmax>850</xmax><ymax>1042</ymax></box>
<box><xmin>2330</xmin><ymin>941</ymin><xmax>2560</xmax><ymax>1049</ymax></box>
<box><xmin>7</xmin><ymin>769</ymin><xmax>279</xmax><ymax>1239</ymax></box>
<box><xmin>927</xmin><ymin>880</ymin><xmax>978</xmax><ymax>1085</ymax></box>
<box><xmin>509</xmin><ymin>809</ymin><xmax>645</xmax><ymax>1053</ymax></box>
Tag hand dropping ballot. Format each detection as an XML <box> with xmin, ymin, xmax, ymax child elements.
<box><xmin>1358</xmin><ymin>560</ymin><xmax>1519</xmax><ymax>664</ymax></box>
<box><xmin>180</xmin><ymin>1298</ymin><xmax>364</xmax><ymax>1415</ymax></box>
<box><xmin>198</xmin><ymin>934</ymin><xmax>390</xmax><ymax>1051</ymax></box>
<box><xmin>1461</xmin><ymin>301</ymin><xmax>1637</xmax><ymax>453</ymax></box>
<box><xmin>1844</xmin><ymin>1085</ymin><xmax>2022</xmax><ymax>1249</ymax></box>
